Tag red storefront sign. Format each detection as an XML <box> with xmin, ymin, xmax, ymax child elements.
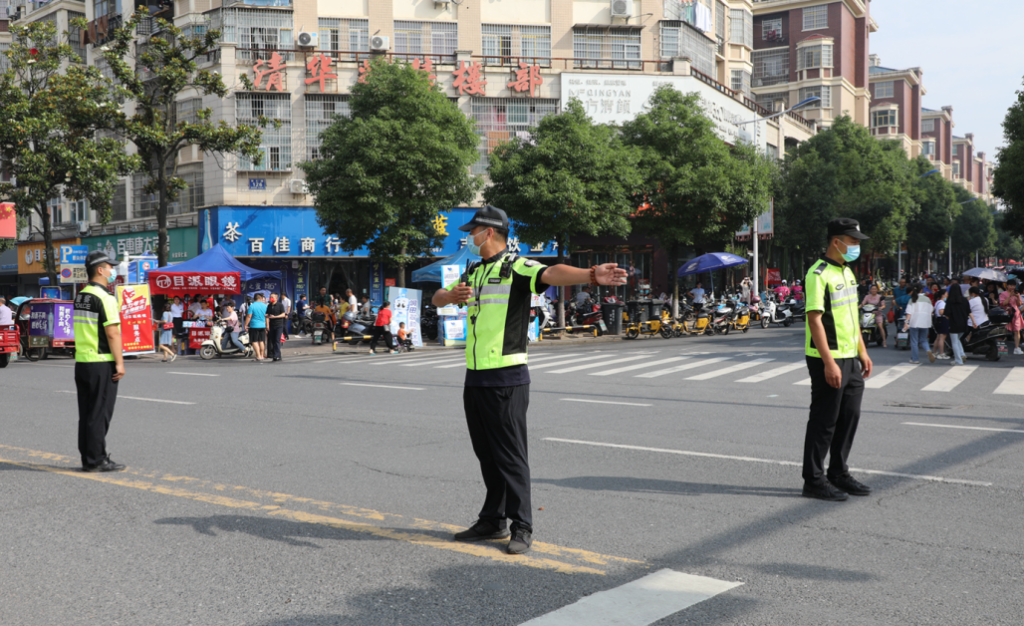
<box><xmin>189</xmin><ymin>326</ymin><xmax>211</xmax><ymax>349</ymax></box>
<box><xmin>149</xmin><ymin>271</ymin><xmax>242</xmax><ymax>295</ymax></box>
<box><xmin>766</xmin><ymin>268</ymin><xmax>781</xmax><ymax>287</ymax></box>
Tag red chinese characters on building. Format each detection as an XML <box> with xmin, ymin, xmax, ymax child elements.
<box><xmin>507</xmin><ymin>62</ymin><xmax>543</xmax><ymax>98</ymax></box>
<box><xmin>253</xmin><ymin>52</ymin><xmax>286</xmax><ymax>92</ymax></box>
<box><xmin>304</xmin><ymin>54</ymin><xmax>337</xmax><ymax>91</ymax></box>
<box><xmin>357</xmin><ymin>59</ymin><xmax>372</xmax><ymax>84</ymax></box>
<box><xmin>452</xmin><ymin>60</ymin><xmax>487</xmax><ymax>96</ymax></box>
<box><xmin>411</xmin><ymin>57</ymin><xmax>437</xmax><ymax>84</ymax></box>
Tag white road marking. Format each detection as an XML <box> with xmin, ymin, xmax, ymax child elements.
<box><xmin>736</xmin><ymin>361</ymin><xmax>805</xmax><ymax>383</ymax></box>
<box><xmin>374</xmin><ymin>356</ymin><xmax>457</xmax><ymax>367</ymax></box>
<box><xmin>686</xmin><ymin>358</ymin><xmax>774</xmax><ymax>381</ymax></box>
<box><xmin>54</xmin><ymin>391</ymin><xmax>195</xmax><ymax>405</ymax></box>
<box><xmin>398</xmin><ymin>357</ymin><xmax>465</xmax><ymax>367</ymax></box>
<box><xmin>542</xmin><ymin>438</ymin><xmax>992</xmax><ymax>487</ymax></box>
<box><xmin>904</xmin><ymin>422</ymin><xmax>1024</xmax><ymax>435</ymax></box>
<box><xmin>561</xmin><ymin>398</ymin><xmax>652</xmax><ymax>407</ymax></box>
<box><xmin>794</xmin><ymin>378</ymin><xmax>811</xmax><ymax>386</ymax></box>
<box><xmin>550</xmin><ymin>355</ymin><xmax>653</xmax><ymax>374</ymax></box>
<box><xmin>519</xmin><ymin>568</ymin><xmax>741</xmax><ymax>626</ymax></box>
<box><xmin>921</xmin><ymin>366</ymin><xmax>978</xmax><ymax>392</ymax></box>
<box><xmin>865</xmin><ymin>364</ymin><xmax>918</xmax><ymax>388</ymax></box>
<box><xmin>340</xmin><ymin>383</ymin><xmax>424</xmax><ymax>391</ymax></box>
<box><xmin>993</xmin><ymin>368</ymin><xmax>1024</xmax><ymax>395</ymax></box>
<box><xmin>529</xmin><ymin>353</ymin><xmax>611</xmax><ymax>371</ymax></box>
<box><xmin>167</xmin><ymin>371</ymin><xmax>220</xmax><ymax>377</ymax></box>
<box><xmin>435</xmin><ymin>352</ymin><xmax>589</xmax><ymax>370</ymax></box>
<box><xmin>590</xmin><ymin>357</ymin><xmax>691</xmax><ymax>376</ymax></box>
<box><xmin>635</xmin><ymin>357</ymin><xmax>729</xmax><ymax>379</ymax></box>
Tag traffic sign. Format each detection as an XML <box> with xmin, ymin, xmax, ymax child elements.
<box><xmin>60</xmin><ymin>245</ymin><xmax>88</xmax><ymax>265</ymax></box>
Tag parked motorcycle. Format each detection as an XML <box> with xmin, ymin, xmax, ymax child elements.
<box><xmin>199</xmin><ymin>319</ymin><xmax>252</xmax><ymax>360</ymax></box>
<box><xmin>568</xmin><ymin>298</ymin><xmax>607</xmax><ymax>335</ymax></box>
<box><xmin>955</xmin><ymin>307</ymin><xmax>1011</xmax><ymax>361</ymax></box>
<box><xmin>291</xmin><ymin>309</ymin><xmax>313</xmax><ymax>336</ymax></box>
<box><xmin>311</xmin><ymin>311</ymin><xmax>331</xmax><ymax>345</ymax></box>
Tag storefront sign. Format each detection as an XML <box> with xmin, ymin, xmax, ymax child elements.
<box><xmin>508</xmin><ymin>62</ymin><xmax>544</xmax><ymax>97</ymax></box>
<box><xmin>149</xmin><ymin>271</ymin><xmax>242</xmax><ymax>295</ymax></box>
<box><xmin>81</xmin><ymin>227</ymin><xmax>198</xmax><ymax>262</ymax></box>
<box><xmin>766</xmin><ymin>268</ymin><xmax>781</xmax><ymax>287</ymax></box>
<box><xmin>189</xmin><ymin>326</ymin><xmax>211</xmax><ymax>349</ymax></box>
<box><xmin>561</xmin><ymin>73</ymin><xmax>764</xmax><ymax>152</ymax></box>
<box><xmin>370</xmin><ymin>262</ymin><xmax>384</xmax><ymax>305</ymax></box>
<box><xmin>17</xmin><ymin>238</ymin><xmax>80</xmax><ymax>274</ymax></box>
<box><xmin>116</xmin><ymin>284</ymin><xmax>155</xmax><ymax>355</ymax></box>
<box><xmin>387</xmin><ymin>287</ymin><xmax>422</xmax><ymax>348</ymax></box>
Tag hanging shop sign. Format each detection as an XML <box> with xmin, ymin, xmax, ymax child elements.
<box><xmin>81</xmin><ymin>227</ymin><xmax>198</xmax><ymax>262</ymax></box>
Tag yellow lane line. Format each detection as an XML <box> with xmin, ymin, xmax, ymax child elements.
<box><xmin>0</xmin><ymin>444</ymin><xmax>642</xmax><ymax>574</ymax></box>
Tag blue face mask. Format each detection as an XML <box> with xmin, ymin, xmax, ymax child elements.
<box><xmin>838</xmin><ymin>241</ymin><xmax>860</xmax><ymax>263</ymax></box>
<box><xmin>467</xmin><ymin>229</ymin><xmax>489</xmax><ymax>256</ymax></box>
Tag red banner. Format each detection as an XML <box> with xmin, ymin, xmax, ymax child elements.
<box><xmin>766</xmin><ymin>268</ymin><xmax>781</xmax><ymax>287</ymax></box>
<box><xmin>116</xmin><ymin>284</ymin><xmax>155</xmax><ymax>355</ymax></box>
<box><xmin>189</xmin><ymin>327</ymin><xmax>211</xmax><ymax>349</ymax></box>
<box><xmin>0</xmin><ymin>203</ymin><xmax>16</xmax><ymax>239</ymax></box>
<box><xmin>149</xmin><ymin>271</ymin><xmax>242</xmax><ymax>295</ymax></box>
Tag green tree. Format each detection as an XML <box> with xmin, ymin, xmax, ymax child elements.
<box><xmin>905</xmin><ymin>157</ymin><xmax>957</xmax><ymax>273</ymax></box>
<box><xmin>993</xmin><ymin>212</ymin><xmax>1024</xmax><ymax>264</ymax></box>
<box><xmin>992</xmin><ymin>76</ymin><xmax>1024</xmax><ymax>238</ymax></box>
<box><xmin>0</xmin><ymin>19</ymin><xmax>137</xmax><ymax>285</ymax></box>
<box><xmin>619</xmin><ymin>86</ymin><xmax>776</xmax><ymax>312</ymax></box>
<box><xmin>103</xmin><ymin>10</ymin><xmax>267</xmax><ymax>268</ymax></box>
<box><xmin>484</xmin><ymin>98</ymin><xmax>641</xmax><ymax>326</ymax></box>
<box><xmin>301</xmin><ymin>58</ymin><xmax>481</xmax><ymax>287</ymax></box>
<box><xmin>776</xmin><ymin>116</ymin><xmax>918</xmax><ymax>268</ymax></box>
<box><xmin>952</xmin><ymin>187</ymin><xmax>996</xmax><ymax>268</ymax></box>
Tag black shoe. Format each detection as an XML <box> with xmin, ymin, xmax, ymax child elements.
<box><xmin>453</xmin><ymin>519</ymin><xmax>509</xmax><ymax>542</ymax></box>
<box><xmin>84</xmin><ymin>458</ymin><xmax>126</xmax><ymax>473</ymax></box>
<box><xmin>507</xmin><ymin>527</ymin><xmax>532</xmax><ymax>555</ymax></box>
<box><xmin>802</xmin><ymin>480</ymin><xmax>848</xmax><ymax>502</ymax></box>
<box><xmin>830</xmin><ymin>474</ymin><xmax>872</xmax><ymax>496</ymax></box>
<box><xmin>273</xmin><ymin>357</ymin><xmax>281</xmax><ymax>362</ymax></box>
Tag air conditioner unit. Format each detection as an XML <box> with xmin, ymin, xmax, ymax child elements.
<box><xmin>77</xmin><ymin>221</ymin><xmax>89</xmax><ymax>234</ymax></box>
<box><xmin>297</xmin><ymin>31</ymin><xmax>318</xmax><ymax>48</ymax></box>
<box><xmin>610</xmin><ymin>0</ymin><xmax>632</xmax><ymax>18</ymax></box>
<box><xmin>289</xmin><ymin>179</ymin><xmax>308</xmax><ymax>195</ymax></box>
<box><xmin>370</xmin><ymin>35</ymin><xmax>390</xmax><ymax>51</ymax></box>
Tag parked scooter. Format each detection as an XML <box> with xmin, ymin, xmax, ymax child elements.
<box><xmin>759</xmin><ymin>295</ymin><xmax>793</xmax><ymax>328</ymax></box>
<box><xmin>199</xmin><ymin>319</ymin><xmax>252</xmax><ymax>360</ymax></box>
<box><xmin>860</xmin><ymin>304</ymin><xmax>885</xmax><ymax>347</ymax></box>
<box><xmin>311</xmin><ymin>311</ymin><xmax>331</xmax><ymax>345</ymax></box>
<box><xmin>956</xmin><ymin>307</ymin><xmax>1012</xmax><ymax>361</ymax></box>
<box><xmin>291</xmin><ymin>309</ymin><xmax>313</xmax><ymax>336</ymax></box>
<box><xmin>568</xmin><ymin>298</ymin><xmax>607</xmax><ymax>334</ymax></box>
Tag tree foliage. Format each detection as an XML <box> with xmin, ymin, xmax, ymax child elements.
<box><xmin>906</xmin><ymin>157</ymin><xmax>958</xmax><ymax>254</ymax></box>
<box><xmin>951</xmin><ymin>186</ymin><xmax>996</xmax><ymax>257</ymax></box>
<box><xmin>301</xmin><ymin>58</ymin><xmax>481</xmax><ymax>287</ymax></box>
<box><xmin>103</xmin><ymin>9</ymin><xmax>267</xmax><ymax>267</ymax></box>
<box><xmin>992</xmin><ymin>75</ymin><xmax>1024</xmax><ymax>238</ymax></box>
<box><xmin>484</xmin><ymin>98</ymin><xmax>642</xmax><ymax>325</ymax></box>
<box><xmin>993</xmin><ymin>212</ymin><xmax>1024</xmax><ymax>263</ymax></box>
<box><xmin>0</xmin><ymin>19</ymin><xmax>138</xmax><ymax>284</ymax></box>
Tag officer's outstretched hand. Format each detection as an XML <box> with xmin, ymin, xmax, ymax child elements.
<box><xmin>113</xmin><ymin>363</ymin><xmax>125</xmax><ymax>382</ymax></box>
<box><xmin>449</xmin><ymin>283</ymin><xmax>473</xmax><ymax>305</ymax></box>
<box><xmin>595</xmin><ymin>263</ymin><xmax>628</xmax><ymax>286</ymax></box>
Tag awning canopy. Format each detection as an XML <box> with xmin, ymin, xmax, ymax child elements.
<box><xmin>411</xmin><ymin>246</ymin><xmax>481</xmax><ymax>284</ymax></box>
<box><xmin>148</xmin><ymin>243</ymin><xmax>280</xmax><ymax>295</ymax></box>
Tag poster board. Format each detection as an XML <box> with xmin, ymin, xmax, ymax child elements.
<box><xmin>29</xmin><ymin>302</ymin><xmax>74</xmax><ymax>347</ymax></box>
<box><xmin>184</xmin><ymin>322</ymin><xmax>211</xmax><ymax>349</ymax></box>
<box><xmin>116</xmin><ymin>284</ymin><xmax>156</xmax><ymax>355</ymax></box>
<box><xmin>386</xmin><ymin>286</ymin><xmax>423</xmax><ymax>348</ymax></box>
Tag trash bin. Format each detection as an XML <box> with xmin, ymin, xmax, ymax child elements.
<box><xmin>649</xmin><ymin>299</ymin><xmax>664</xmax><ymax>320</ymax></box>
<box><xmin>626</xmin><ymin>300</ymin><xmax>648</xmax><ymax>324</ymax></box>
<box><xmin>601</xmin><ymin>302</ymin><xmax>625</xmax><ymax>335</ymax></box>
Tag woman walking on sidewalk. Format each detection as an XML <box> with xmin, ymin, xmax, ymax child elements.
<box><xmin>368</xmin><ymin>301</ymin><xmax>397</xmax><ymax>355</ymax></box>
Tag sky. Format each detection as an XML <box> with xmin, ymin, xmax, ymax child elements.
<box><xmin>868</xmin><ymin>0</ymin><xmax>1023</xmax><ymax>162</ymax></box>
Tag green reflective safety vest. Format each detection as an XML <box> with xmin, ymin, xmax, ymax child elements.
<box><xmin>804</xmin><ymin>256</ymin><xmax>861</xmax><ymax>359</ymax></box>
<box><xmin>445</xmin><ymin>251</ymin><xmax>548</xmax><ymax>370</ymax></box>
<box><xmin>74</xmin><ymin>282</ymin><xmax>120</xmax><ymax>363</ymax></box>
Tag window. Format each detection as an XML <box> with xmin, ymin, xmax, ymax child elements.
<box><xmin>93</xmin><ymin>0</ymin><xmax>110</xmax><ymax>18</ymax></box>
<box><xmin>170</xmin><ymin>165</ymin><xmax>204</xmax><ymax>215</ymax></box>
<box><xmin>212</xmin><ymin>9</ymin><xmax>294</xmax><ymax>61</ymax></box>
<box><xmin>729</xmin><ymin>9</ymin><xmax>752</xmax><ymax>48</ymax></box>
<box><xmin>0</xmin><ymin>43</ymin><xmax>10</xmax><ymax>73</ymax></box>
<box><xmin>803</xmin><ymin>5</ymin><xmax>828</xmax><ymax>30</ymax></box>
<box><xmin>716</xmin><ymin>1</ymin><xmax>725</xmax><ymax>42</ymax></box>
<box><xmin>766</xmin><ymin>144</ymin><xmax>778</xmax><ymax>160</ymax></box>
<box><xmin>236</xmin><ymin>93</ymin><xmax>291</xmax><ymax>171</ymax></box>
<box><xmin>752</xmin><ymin>48</ymin><xmax>789</xmax><ymax>87</ymax></box>
<box><xmin>48</xmin><ymin>197</ymin><xmax>66</xmax><ymax>225</ymax></box>
<box><xmin>953</xmin><ymin>162</ymin><xmax>960</xmax><ymax>177</ymax></box>
<box><xmin>318</xmin><ymin>18</ymin><xmax>368</xmax><ymax>60</ymax></box>
<box><xmin>305</xmin><ymin>94</ymin><xmax>351</xmax><ymax>160</ymax></box>
<box><xmin>797</xmin><ymin>43</ymin><xmax>832</xmax><ymax>70</ymax></box>
<box><xmin>922</xmin><ymin>119</ymin><xmax>935</xmax><ymax>133</ymax></box>
<box><xmin>731</xmin><ymin>69</ymin><xmax>751</xmax><ymax>96</ymax></box>
<box><xmin>481</xmin><ymin>24</ymin><xmax>551</xmax><ymax>66</ymax></box>
<box><xmin>762</xmin><ymin>17</ymin><xmax>782</xmax><ymax>42</ymax></box>
<box><xmin>573</xmin><ymin>27</ymin><xmax>641</xmax><ymax>70</ymax></box>
<box><xmin>922</xmin><ymin>141</ymin><xmax>935</xmax><ymax>156</ymax></box>
<box><xmin>110</xmin><ymin>181</ymin><xmax>127</xmax><ymax>222</ymax></box>
<box><xmin>133</xmin><ymin>174</ymin><xmax>157</xmax><ymax>219</ymax></box>
<box><xmin>176</xmin><ymin>98</ymin><xmax>202</xmax><ymax>126</ymax></box>
<box><xmin>394</xmin><ymin>20</ymin><xmax>458</xmax><ymax>61</ymax></box>
<box><xmin>799</xmin><ymin>86</ymin><xmax>830</xmax><ymax>108</ymax></box>
<box><xmin>874</xmin><ymin>81</ymin><xmax>893</xmax><ymax>99</ymax></box>
<box><xmin>660</xmin><ymin>21</ymin><xmax>715</xmax><ymax>76</ymax></box>
<box><xmin>871</xmin><ymin>109</ymin><xmax>897</xmax><ymax>128</ymax></box>
<box><xmin>953</xmin><ymin>144</ymin><xmax>959</xmax><ymax>155</ymax></box>
<box><xmin>68</xmin><ymin>12</ymin><xmax>86</xmax><ymax>62</ymax></box>
<box><xmin>470</xmin><ymin>98</ymin><xmax>558</xmax><ymax>175</ymax></box>
<box><xmin>755</xmin><ymin>91</ymin><xmax>788</xmax><ymax>112</ymax></box>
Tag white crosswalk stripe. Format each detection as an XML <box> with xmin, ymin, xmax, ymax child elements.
<box><xmin>993</xmin><ymin>367</ymin><xmax>1024</xmax><ymax>395</ymax></box>
<box><xmin>686</xmin><ymin>358</ymin><xmax>774</xmax><ymax>381</ymax></box>
<box><xmin>635</xmin><ymin>357</ymin><xmax>730</xmax><ymax>379</ymax></box>
<box><xmin>736</xmin><ymin>361</ymin><xmax>805</xmax><ymax>383</ymax></box>
<box><xmin>549</xmin><ymin>354</ymin><xmax>654</xmax><ymax>374</ymax></box>
<box><xmin>393</xmin><ymin>356</ymin><xmax>465</xmax><ymax>367</ymax></box>
<box><xmin>921</xmin><ymin>365</ymin><xmax>978</xmax><ymax>392</ymax></box>
<box><xmin>435</xmin><ymin>352</ymin><xmax>586</xmax><ymax>369</ymax></box>
<box><xmin>530</xmin><ymin>353</ymin><xmax>612</xmax><ymax>371</ymax></box>
<box><xmin>865</xmin><ymin>364</ymin><xmax>918</xmax><ymax>388</ymax></box>
<box><xmin>590</xmin><ymin>357</ymin><xmax>691</xmax><ymax>376</ymax></box>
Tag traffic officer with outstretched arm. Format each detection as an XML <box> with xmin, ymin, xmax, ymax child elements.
<box><xmin>432</xmin><ymin>206</ymin><xmax>627</xmax><ymax>555</ymax></box>
<box><xmin>74</xmin><ymin>251</ymin><xmax>126</xmax><ymax>472</ymax></box>
<box><xmin>802</xmin><ymin>218</ymin><xmax>873</xmax><ymax>501</ymax></box>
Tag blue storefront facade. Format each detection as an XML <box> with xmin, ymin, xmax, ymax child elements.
<box><xmin>197</xmin><ymin>206</ymin><xmax>559</xmax><ymax>302</ymax></box>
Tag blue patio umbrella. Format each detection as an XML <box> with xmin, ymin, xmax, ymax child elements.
<box><xmin>677</xmin><ymin>252</ymin><xmax>749</xmax><ymax>298</ymax></box>
<box><xmin>9</xmin><ymin>296</ymin><xmax>30</xmax><ymax>306</ymax></box>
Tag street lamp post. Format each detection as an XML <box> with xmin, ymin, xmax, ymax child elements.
<box><xmin>735</xmin><ymin>96</ymin><xmax>820</xmax><ymax>292</ymax></box>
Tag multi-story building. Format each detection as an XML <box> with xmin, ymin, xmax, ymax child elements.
<box><xmin>952</xmin><ymin>133</ymin><xmax>976</xmax><ymax>192</ymax></box>
<box><xmin>750</xmin><ymin>0</ymin><xmax>876</xmax><ymax>128</ymax></box>
<box><xmin>866</xmin><ymin>54</ymin><xmax>923</xmax><ymax>157</ymax></box>
<box><xmin>921</xmin><ymin>106</ymin><xmax>954</xmax><ymax>180</ymax></box>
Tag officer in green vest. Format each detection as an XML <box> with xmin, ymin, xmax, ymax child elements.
<box><xmin>433</xmin><ymin>206</ymin><xmax>626</xmax><ymax>555</ymax></box>
<box><xmin>802</xmin><ymin>218</ymin><xmax>874</xmax><ymax>501</ymax></box>
<box><xmin>74</xmin><ymin>250</ymin><xmax>126</xmax><ymax>472</ymax></box>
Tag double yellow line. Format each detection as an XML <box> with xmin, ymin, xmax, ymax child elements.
<box><xmin>0</xmin><ymin>444</ymin><xmax>642</xmax><ymax>576</ymax></box>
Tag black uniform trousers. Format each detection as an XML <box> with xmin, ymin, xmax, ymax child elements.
<box><xmin>75</xmin><ymin>361</ymin><xmax>119</xmax><ymax>468</ymax></box>
<box><xmin>267</xmin><ymin>325</ymin><xmax>283</xmax><ymax>360</ymax></box>
<box><xmin>463</xmin><ymin>384</ymin><xmax>532</xmax><ymax>531</ymax></box>
<box><xmin>803</xmin><ymin>356</ymin><xmax>865</xmax><ymax>483</ymax></box>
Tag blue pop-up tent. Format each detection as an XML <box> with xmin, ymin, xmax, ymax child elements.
<box><xmin>412</xmin><ymin>246</ymin><xmax>481</xmax><ymax>284</ymax></box>
<box><xmin>154</xmin><ymin>243</ymin><xmax>280</xmax><ymax>281</ymax></box>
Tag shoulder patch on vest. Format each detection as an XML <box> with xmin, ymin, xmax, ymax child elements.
<box><xmin>813</xmin><ymin>263</ymin><xmax>826</xmax><ymax>275</ymax></box>
<box><xmin>522</xmin><ymin>260</ymin><xmax>539</xmax><ymax>267</ymax></box>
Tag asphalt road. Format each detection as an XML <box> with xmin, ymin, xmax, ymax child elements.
<box><xmin>2</xmin><ymin>323</ymin><xmax>1023</xmax><ymax>625</ymax></box>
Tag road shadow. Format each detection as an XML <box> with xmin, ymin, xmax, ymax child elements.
<box><xmin>154</xmin><ymin>514</ymin><xmax>392</xmax><ymax>548</ymax></box>
<box><xmin>754</xmin><ymin>562</ymin><xmax>877</xmax><ymax>582</ymax></box>
<box><xmin>0</xmin><ymin>460</ymin><xmax>65</xmax><ymax>472</ymax></box>
<box><xmin>534</xmin><ymin>476</ymin><xmax>800</xmax><ymax>498</ymax></box>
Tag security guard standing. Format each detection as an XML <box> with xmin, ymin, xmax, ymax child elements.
<box><xmin>74</xmin><ymin>251</ymin><xmax>126</xmax><ymax>472</ymax></box>
<box><xmin>432</xmin><ymin>206</ymin><xmax>626</xmax><ymax>554</ymax></box>
<box><xmin>802</xmin><ymin>218</ymin><xmax>873</xmax><ymax>501</ymax></box>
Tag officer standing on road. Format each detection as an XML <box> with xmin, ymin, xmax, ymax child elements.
<box><xmin>802</xmin><ymin>218</ymin><xmax>874</xmax><ymax>501</ymax></box>
<box><xmin>74</xmin><ymin>251</ymin><xmax>126</xmax><ymax>472</ymax></box>
<box><xmin>432</xmin><ymin>206</ymin><xmax>627</xmax><ymax>555</ymax></box>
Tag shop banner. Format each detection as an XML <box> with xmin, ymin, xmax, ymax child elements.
<box><xmin>0</xmin><ymin>203</ymin><xmax>15</xmax><ymax>239</ymax></box>
<box><xmin>370</xmin><ymin>262</ymin><xmax>384</xmax><ymax>306</ymax></box>
<box><xmin>188</xmin><ymin>325</ymin><xmax>211</xmax><ymax>349</ymax></box>
<box><xmin>149</xmin><ymin>271</ymin><xmax>242</xmax><ymax>295</ymax></box>
<box><xmin>116</xmin><ymin>284</ymin><xmax>156</xmax><ymax>355</ymax></box>
<box><xmin>766</xmin><ymin>268</ymin><xmax>781</xmax><ymax>287</ymax></box>
<box><xmin>386</xmin><ymin>287</ymin><xmax>423</xmax><ymax>348</ymax></box>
